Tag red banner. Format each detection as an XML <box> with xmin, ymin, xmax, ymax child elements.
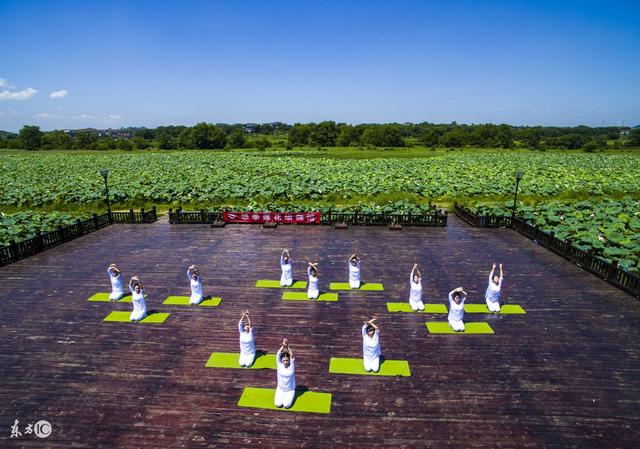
<box><xmin>223</xmin><ymin>211</ymin><xmax>321</xmax><ymax>224</ymax></box>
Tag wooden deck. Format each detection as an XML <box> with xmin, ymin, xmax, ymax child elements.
<box><xmin>1</xmin><ymin>216</ymin><xmax>639</xmax><ymax>448</ymax></box>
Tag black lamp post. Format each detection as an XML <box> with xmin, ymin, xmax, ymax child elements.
<box><xmin>511</xmin><ymin>170</ymin><xmax>523</xmax><ymax>223</ymax></box>
<box><xmin>100</xmin><ymin>169</ymin><xmax>111</xmax><ymax>217</ymax></box>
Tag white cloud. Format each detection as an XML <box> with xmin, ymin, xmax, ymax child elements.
<box><xmin>105</xmin><ymin>113</ymin><xmax>123</xmax><ymax>120</ymax></box>
<box><xmin>74</xmin><ymin>114</ymin><xmax>95</xmax><ymax>120</ymax></box>
<box><xmin>0</xmin><ymin>78</ymin><xmax>9</xmax><ymax>88</ymax></box>
<box><xmin>0</xmin><ymin>87</ymin><xmax>38</xmax><ymax>101</ymax></box>
<box><xmin>49</xmin><ymin>90</ymin><xmax>68</xmax><ymax>99</ymax></box>
<box><xmin>34</xmin><ymin>112</ymin><xmax>52</xmax><ymax>119</ymax></box>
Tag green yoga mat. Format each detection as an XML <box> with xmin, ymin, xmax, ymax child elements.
<box><xmin>86</xmin><ymin>292</ymin><xmax>132</xmax><ymax>303</ymax></box>
<box><xmin>163</xmin><ymin>296</ymin><xmax>223</xmax><ymax>306</ymax></box>
<box><xmin>282</xmin><ymin>292</ymin><xmax>339</xmax><ymax>302</ymax></box>
<box><xmin>425</xmin><ymin>322</ymin><xmax>494</xmax><ymax>334</ymax></box>
<box><xmin>329</xmin><ymin>282</ymin><xmax>384</xmax><ymax>291</ymax></box>
<box><xmin>103</xmin><ymin>311</ymin><xmax>170</xmax><ymax>324</ymax></box>
<box><xmin>464</xmin><ymin>304</ymin><xmax>526</xmax><ymax>314</ymax></box>
<box><xmin>255</xmin><ymin>280</ymin><xmax>307</xmax><ymax>289</ymax></box>
<box><xmin>206</xmin><ymin>352</ymin><xmax>276</xmax><ymax>369</ymax></box>
<box><xmin>386</xmin><ymin>302</ymin><xmax>448</xmax><ymax>313</ymax></box>
<box><xmin>329</xmin><ymin>357</ymin><xmax>411</xmax><ymax>376</ymax></box>
<box><xmin>238</xmin><ymin>387</ymin><xmax>332</xmax><ymax>414</ymax></box>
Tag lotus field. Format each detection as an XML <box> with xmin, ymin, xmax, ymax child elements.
<box><xmin>1</xmin><ymin>150</ymin><xmax>639</xmax><ymax>271</ymax></box>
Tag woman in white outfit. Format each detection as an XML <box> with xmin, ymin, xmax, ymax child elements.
<box><xmin>485</xmin><ymin>263</ymin><xmax>504</xmax><ymax>313</ymax></box>
<box><xmin>409</xmin><ymin>263</ymin><xmax>424</xmax><ymax>311</ymax></box>
<box><xmin>107</xmin><ymin>264</ymin><xmax>125</xmax><ymax>301</ymax></box>
<box><xmin>280</xmin><ymin>250</ymin><xmax>293</xmax><ymax>287</ymax></box>
<box><xmin>307</xmin><ymin>262</ymin><xmax>319</xmax><ymax>299</ymax></box>
<box><xmin>238</xmin><ymin>310</ymin><xmax>256</xmax><ymax>367</ymax></box>
<box><xmin>448</xmin><ymin>287</ymin><xmax>467</xmax><ymax>332</ymax></box>
<box><xmin>128</xmin><ymin>276</ymin><xmax>148</xmax><ymax>322</ymax></box>
<box><xmin>187</xmin><ymin>265</ymin><xmax>204</xmax><ymax>305</ymax></box>
<box><xmin>362</xmin><ymin>316</ymin><xmax>381</xmax><ymax>372</ymax></box>
<box><xmin>274</xmin><ymin>339</ymin><xmax>296</xmax><ymax>408</ymax></box>
<box><xmin>348</xmin><ymin>254</ymin><xmax>361</xmax><ymax>289</ymax></box>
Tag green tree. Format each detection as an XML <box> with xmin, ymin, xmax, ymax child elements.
<box><xmin>131</xmin><ymin>136</ymin><xmax>151</xmax><ymax>149</ymax></box>
<box><xmin>309</xmin><ymin>121</ymin><xmax>338</xmax><ymax>147</ymax></box>
<box><xmin>628</xmin><ymin>128</ymin><xmax>640</xmax><ymax>147</ymax></box>
<box><xmin>360</xmin><ymin>125</ymin><xmax>405</xmax><ymax>147</ymax></box>
<box><xmin>288</xmin><ymin>124</ymin><xmax>311</xmax><ymax>146</ymax></box>
<box><xmin>177</xmin><ymin>128</ymin><xmax>193</xmax><ymax>148</ymax></box>
<box><xmin>18</xmin><ymin>125</ymin><xmax>43</xmax><ymax>150</ymax></box>
<box><xmin>191</xmin><ymin>122</ymin><xmax>226</xmax><ymax>149</ymax></box>
<box><xmin>336</xmin><ymin>125</ymin><xmax>361</xmax><ymax>146</ymax></box>
<box><xmin>157</xmin><ymin>130</ymin><xmax>176</xmax><ymax>149</ymax></box>
<box><xmin>227</xmin><ymin>129</ymin><xmax>247</xmax><ymax>148</ymax></box>
<box><xmin>439</xmin><ymin>129</ymin><xmax>467</xmax><ymax>148</ymax></box>
<box><xmin>43</xmin><ymin>130</ymin><xmax>72</xmax><ymax>150</ymax></box>
<box><xmin>74</xmin><ymin>131</ymin><xmax>98</xmax><ymax>149</ymax></box>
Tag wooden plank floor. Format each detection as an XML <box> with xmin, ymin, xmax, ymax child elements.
<box><xmin>1</xmin><ymin>215</ymin><xmax>639</xmax><ymax>448</ymax></box>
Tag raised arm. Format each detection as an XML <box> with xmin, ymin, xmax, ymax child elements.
<box><xmin>245</xmin><ymin>312</ymin><xmax>252</xmax><ymax>328</ymax></box>
<box><xmin>238</xmin><ymin>316</ymin><xmax>245</xmax><ymax>333</ymax></box>
<box><xmin>489</xmin><ymin>263</ymin><xmax>496</xmax><ymax>282</ymax></box>
<box><xmin>411</xmin><ymin>263</ymin><xmax>420</xmax><ymax>280</ymax></box>
<box><xmin>499</xmin><ymin>263</ymin><xmax>504</xmax><ymax>280</ymax></box>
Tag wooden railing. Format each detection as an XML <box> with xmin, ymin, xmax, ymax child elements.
<box><xmin>168</xmin><ymin>208</ymin><xmax>447</xmax><ymax>227</ymax></box>
<box><xmin>454</xmin><ymin>204</ymin><xmax>640</xmax><ymax>299</ymax></box>
<box><xmin>0</xmin><ymin>207</ymin><xmax>158</xmax><ymax>267</ymax></box>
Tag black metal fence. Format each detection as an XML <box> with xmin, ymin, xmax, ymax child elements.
<box><xmin>454</xmin><ymin>204</ymin><xmax>640</xmax><ymax>299</ymax></box>
<box><xmin>0</xmin><ymin>207</ymin><xmax>158</xmax><ymax>267</ymax></box>
<box><xmin>168</xmin><ymin>208</ymin><xmax>447</xmax><ymax>227</ymax></box>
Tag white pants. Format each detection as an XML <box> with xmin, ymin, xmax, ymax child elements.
<box><xmin>130</xmin><ymin>308</ymin><xmax>147</xmax><ymax>321</ymax></box>
<box><xmin>349</xmin><ymin>279</ymin><xmax>361</xmax><ymax>289</ymax></box>
<box><xmin>109</xmin><ymin>290</ymin><xmax>124</xmax><ymax>301</ymax></box>
<box><xmin>280</xmin><ymin>274</ymin><xmax>293</xmax><ymax>287</ymax></box>
<box><xmin>239</xmin><ymin>351</ymin><xmax>256</xmax><ymax>367</ymax></box>
<box><xmin>486</xmin><ymin>297</ymin><xmax>500</xmax><ymax>312</ymax></box>
<box><xmin>448</xmin><ymin>318</ymin><xmax>465</xmax><ymax>332</ymax></box>
<box><xmin>189</xmin><ymin>293</ymin><xmax>203</xmax><ymax>305</ymax></box>
<box><xmin>308</xmin><ymin>288</ymin><xmax>319</xmax><ymax>299</ymax></box>
<box><xmin>410</xmin><ymin>299</ymin><xmax>425</xmax><ymax>311</ymax></box>
<box><xmin>363</xmin><ymin>356</ymin><xmax>380</xmax><ymax>372</ymax></box>
<box><xmin>274</xmin><ymin>387</ymin><xmax>296</xmax><ymax>408</ymax></box>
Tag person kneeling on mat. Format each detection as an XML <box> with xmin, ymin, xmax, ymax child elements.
<box><xmin>280</xmin><ymin>249</ymin><xmax>293</xmax><ymax>287</ymax></box>
<box><xmin>238</xmin><ymin>310</ymin><xmax>255</xmax><ymax>367</ymax></box>
<box><xmin>275</xmin><ymin>339</ymin><xmax>296</xmax><ymax>408</ymax></box>
<box><xmin>448</xmin><ymin>287</ymin><xmax>467</xmax><ymax>332</ymax></box>
<box><xmin>307</xmin><ymin>262</ymin><xmax>319</xmax><ymax>299</ymax></box>
<box><xmin>362</xmin><ymin>316</ymin><xmax>381</xmax><ymax>372</ymax></box>
<box><xmin>128</xmin><ymin>276</ymin><xmax>148</xmax><ymax>322</ymax></box>
<box><xmin>187</xmin><ymin>264</ymin><xmax>204</xmax><ymax>305</ymax></box>
<box><xmin>348</xmin><ymin>254</ymin><xmax>361</xmax><ymax>289</ymax></box>
<box><xmin>107</xmin><ymin>263</ymin><xmax>125</xmax><ymax>301</ymax></box>
<box><xmin>409</xmin><ymin>263</ymin><xmax>424</xmax><ymax>311</ymax></box>
<box><xmin>485</xmin><ymin>263</ymin><xmax>504</xmax><ymax>313</ymax></box>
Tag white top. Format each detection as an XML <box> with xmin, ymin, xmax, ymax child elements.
<box><xmin>238</xmin><ymin>319</ymin><xmax>255</xmax><ymax>355</ymax></box>
<box><xmin>448</xmin><ymin>290</ymin><xmax>466</xmax><ymax>322</ymax></box>
<box><xmin>409</xmin><ymin>274</ymin><xmax>422</xmax><ymax>302</ymax></box>
<box><xmin>280</xmin><ymin>255</ymin><xmax>293</xmax><ymax>282</ymax></box>
<box><xmin>130</xmin><ymin>286</ymin><xmax>146</xmax><ymax>313</ymax></box>
<box><xmin>108</xmin><ymin>269</ymin><xmax>124</xmax><ymax>292</ymax></box>
<box><xmin>362</xmin><ymin>324</ymin><xmax>381</xmax><ymax>360</ymax></box>
<box><xmin>349</xmin><ymin>260</ymin><xmax>361</xmax><ymax>283</ymax></box>
<box><xmin>276</xmin><ymin>348</ymin><xmax>296</xmax><ymax>391</ymax></box>
<box><xmin>307</xmin><ymin>267</ymin><xmax>318</xmax><ymax>291</ymax></box>
<box><xmin>187</xmin><ymin>269</ymin><xmax>203</xmax><ymax>296</ymax></box>
<box><xmin>485</xmin><ymin>269</ymin><xmax>503</xmax><ymax>302</ymax></box>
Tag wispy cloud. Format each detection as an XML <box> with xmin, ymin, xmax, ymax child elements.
<box><xmin>49</xmin><ymin>89</ymin><xmax>68</xmax><ymax>99</ymax></box>
<box><xmin>104</xmin><ymin>113</ymin><xmax>123</xmax><ymax>120</ymax></box>
<box><xmin>0</xmin><ymin>87</ymin><xmax>38</xmax><ymax>101</ymax></box>
<box><xmin>0</xmin><ymin>78</ymin><xmax>11</xmax><ymax>88</ymax></box>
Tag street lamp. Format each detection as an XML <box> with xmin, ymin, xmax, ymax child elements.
<box><xmin>511</xmin><ymin>170</ymin><xmax>523</xmax><ymax>223</ymax></box>
<box><xmin>100</xmin><ymin>169</ymin><xmax>111</xmax><ymax>217</ymax></box>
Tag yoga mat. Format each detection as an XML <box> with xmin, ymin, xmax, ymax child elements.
<box><xmin>163</xmin><ymin>296</ymin><xmax>223</xmax><ymax>306</ymax></box>
<box><xmin>238</xmin><ymin>387</ymin><xmax>332</xmax><ymax>414</ymax></box>
<box><xmin>329</xmin><ymin>282</ymin><xmax>384</xmax><ymax>291</ymax></box>
<box><xmin>103</xmin><ymin>311</ymin><xmax>170</xmax><ymax>324</ymax></box>
<box><xmin>205</xmin><ymin>352</ymin><xmax>276</xmax><ymax>369</ymax></box>
<box><xmin>86</xmin><ymin>292</ymin><xmax>132</xmax><ymax>303</ymax></box>
<box><xmin>255</xmin><ymin>280</ymin><xmax>307</xmax><ymax>289</ymax></box>
<box><xmin>386</xmin><ymin>302</ymin><xmax>448</xmax><ymax>313</ymax></box>
<box><xmin>425</xmin><ymin>322</ymin><xmax>494</xmax><ymax>334</ymax></box>
<box><xmin>464</xmin><ymin>304</ymin><xmax>526</xmax><ymax>314</ymax></box>
<box><xmin>282</xmin><ymin>292</ymin><xmax>339</xmax><ymax>302</ymax></box>
<box><xmin>329</xmin><ymin>357</ymin><xmax>411</xmax><ymax>376</ymax></box>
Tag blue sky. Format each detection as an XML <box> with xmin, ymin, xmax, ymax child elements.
<box><xmin>1</xmin><ymin>0</ymin><xmax>639</xmax><ymax>131</ymax></box>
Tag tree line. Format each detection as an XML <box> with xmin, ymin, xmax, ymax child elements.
<box><xmin>1</xmin><ymin>121</ymin><xmax>638</xmax><ymax>151</ymax></box>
